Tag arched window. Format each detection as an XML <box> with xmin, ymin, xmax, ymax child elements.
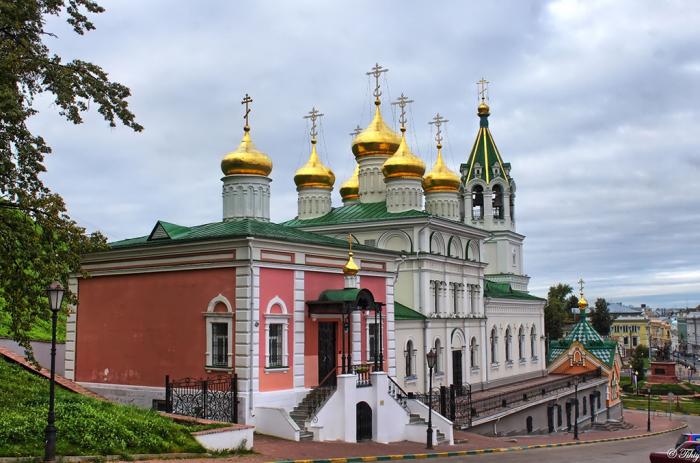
<box><xmin>470</xmin><ymin>337</ymin><xmax>478</xmax><ymax>369</ymax></box>
<box><xmin>518</xmin><ymin>326</ymin><xmax>525</xmax><ymax>360</ymax></box>
<box><xmin>505</xmin><ymin>327</ymin><xmax>512</xmax><ymax>363</ymax></box>
<box><xmin>509</xmin><ymin>193</ymin><xmax>515</xmax><ymax>221</ymax></box>
<box><xmin>205</xmin><ymin>294</ymin><xmax>234</xmax><ymax>369</ymax></box>
<box><xmin>490</xmin><ymin>327</ymin><xmax>498</xmax><ymax>364</ymax></box>
<box><xmin>405</xmin><ymin>340</ymin><xmax>416</xmax><ymax>378</ymax></box>
<box><xmin>492</xmin><ymin>184</ymin><xmax>504</xmax><ymax>219</ymax></box>
<box><xmin>531</xmin><ymin>326</ymin><xmax>537</xmax><ymax>359</ymax></box>
<box><xmin>434</xmin><ymin>338</ymin><xmax>443</xmax><ymax>374</ymax></box>
<box><xmin>472</xmin><ymin>185</ymin><xmax>484</xmax><ymax>219</ymax></box>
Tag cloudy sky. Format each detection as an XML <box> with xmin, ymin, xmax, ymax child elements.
<box><xmin>33</xmin><ymin>0</ymin><xmax>700</xmax><ymax>307</ymax></box>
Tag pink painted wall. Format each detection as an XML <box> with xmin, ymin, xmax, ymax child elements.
<box><xmin>75</xmin><ymin>268</ymin><xmax>235</xmax><ymax>386</ymax></box>
<box><xmin>259</xmin><ymin>268</ymin><xmax>294</xmax><ymax>391</ymax></box>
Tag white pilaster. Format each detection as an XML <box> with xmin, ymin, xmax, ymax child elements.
<box><xmin>63</xmin><ymin>276</ymin><xmax>79</xmax><ymax>380</ymax></box>
<box><xmin>386</xmin><ymin>281</ymin><xmax>396</xmax><ymax>376</ymax></box>
<box><xmin>352</xmin><ymin>311</ymin><xmax>362</xmax><ymax>364</ymax></box>
<box><xmin>293</xmin><ymin>270</ymin><xmax>305</xmax><ymax>388</ymax></box>
<box><xmin>222</xmin><ymin>175</ymin><xmax>271</xmax><ymax>221</ymax></box>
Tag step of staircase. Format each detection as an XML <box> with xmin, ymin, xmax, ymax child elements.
<box><xmin>299</xmin><ymin>430</ymin><xmax>314</xmax><ymax>441</ymax></box>
<box><xmin>289</xmin><ymin>384</ymin><xmax>337</xmax><ymax>441</ymax></box>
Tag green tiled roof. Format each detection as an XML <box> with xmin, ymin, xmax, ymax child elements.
<box><xmin>548</xmin><ymin>310</ymin><xmax>618</xmax><ymax>367</ymax></box>
<box><xmin>484</xmin><ymin>280</ymin><xmax>545</xmax><ymax>301</ymax></box>
<box><xmin>394</xmin><ymin>302</ymin><xmax>426</xmax><ymax>320</ymax></box>
<box><xmin>283</xmin><ymin>201</ymin><xmax>429</xmax><ymax>227</ymax></box>
<box><xmin>110</xmin><ymin>219</ymin><xmax>386</xmax><ymax>252</ymax></box>
<box><xmin>460</xmin><ymin>111</ymin><xmax>512</xmax><ymax>184</ymax></box>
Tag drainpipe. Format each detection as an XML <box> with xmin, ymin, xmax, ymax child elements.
<box><xmin>248</xmin><ymin>238</ymin><xmax>255</xmax><ymax>419</ymax></box>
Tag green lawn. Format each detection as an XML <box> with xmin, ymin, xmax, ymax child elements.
<box><xmin>0</xmin><ymin>358</ymin><xmax>206</xmax><ymax>457</ymax></box>
<box><xmin>623</xmin><ymin>394</ymin><xmax>700</xmax><ymax>415</ymax></box>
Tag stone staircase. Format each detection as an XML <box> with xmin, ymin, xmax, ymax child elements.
<box><xmin>408</xmin><ymin>413</ymin><xmax>447</xmax><ymax>445</ymax></box>
<box><xmin>590</xmin><ymin>420</ymin><xmax>634</xmax><ymax>432</ymax></box>
<box><xmin>289</xmin><ymin>386</ymin><xmax>336</xmax><ymax>441</ymax></box>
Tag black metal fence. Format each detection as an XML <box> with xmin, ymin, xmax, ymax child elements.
<box><xmin>165</xmin><ymin>374</ymin><xmax>239</xmax><ymax>423</ymax></box>
<box><xmin>409</xmin><ymin>369</ymin><xmax>602</xmax><ymax>429</ymax></box>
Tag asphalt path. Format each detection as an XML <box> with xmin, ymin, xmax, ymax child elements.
<box><xmin>429</xmin><ymin>414</ymin><xmax>699</xmax><ymax>463</ymax></box>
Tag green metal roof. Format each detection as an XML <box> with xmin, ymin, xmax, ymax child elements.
<box><xmin>318</xmin><ymin>288</ymin><xmax>363</xmax><ymax>302</ymax></box>
<box><xmin>460</xmin><ymin>111</ymin><xmax>512</xmax><ymax>185</ymax></box>
<box><xmin>283</xmin><ymin>201</ymin><xmax>429</xmax><ymax>227</ymax></box>
<box><xmin>110</xmin><ymin>219</ymin><xmax>385</xmax><ymax>252</ymax></box>
<box><xmin>394</xmin><ymin>302</ymin><xmax>426</xmax><ymax>320</ymax></box>
<box><xmin>548</xmin><ymin>309</ymin><xmax>618</xmax><ymax>367</ymax></box>
<box><xmin>484</xmin><ymin>280</ymin><xmax>545</xmax><ymax>301</ymax></box>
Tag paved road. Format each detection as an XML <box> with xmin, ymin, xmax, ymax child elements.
<box><xmin>431</xmin><ymin>414</ymin><xmax>698</xmax><ymax>463</ymax></box>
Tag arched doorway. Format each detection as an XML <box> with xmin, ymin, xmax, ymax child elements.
<box><xmin>356</xmin><ymin>401</ymin><xmax>372</xmax><ymax>441</ymax></box>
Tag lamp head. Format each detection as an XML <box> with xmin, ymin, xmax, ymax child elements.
<box><xmin>46</xmin><ymin>281</ymin><xmax>65</xmax><ymax>313</ymax></box>
<box><xmin>426</xmin><ymin>348</ymin><xmax>437</xmax><ymax>369</ymax></box>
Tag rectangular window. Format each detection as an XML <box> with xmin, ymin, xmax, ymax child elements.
<box><xmin>368</xmin><ymin>323</ymin><xmax>378</xmax><ymax>361</ymax></box>
<box><xmin>364</xmin><ymin>239</ymin><xmax>376</xmax><ymax>247</ymax></box>
<box><xmin>623</xmin><ymin>336</ymin><xmax>629</xmax><ymax>346</ymax></box>
<box><xmin>268</xmin><ymin>323</ymin><xmax>284</xmax><ymax>368</ymax></box>
<box><xmin>632</xmin><ymin>336</ymin><xmax>638</xmax><ymax>347</ymax></box>
<box><xmin>211</xmin><ymin>323</ymin><xmax>228</xmax><ymax>368</ymax></box>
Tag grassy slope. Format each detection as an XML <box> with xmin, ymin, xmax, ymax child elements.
<box><xmin>0</xmin><ymin>308</ymin><xmax>67</xmax><ymax>343</ymax></box>
<box><xmin>0</xmin><ymin>358</ymin><xmax>205</xmax><ymax>457</ymax></box>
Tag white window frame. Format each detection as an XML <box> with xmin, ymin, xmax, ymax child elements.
<box><xmin>264</xmin><ymin>296</ymin><xmax>291</xmax><ymax>370</ymax></box>
<box><xmin>204</xmin><ymin>294</ymin><xmax>234</xmax><ymax>370</ymax></box>
<box><xmin>366</xmin><ymin>321</ymin><xmax>379</xmax><ymax>362</ymax></box>
<box><xmin>530</xmin><ymin>326</ymin><xmax>537</xmax><ymax>359</ymax></box>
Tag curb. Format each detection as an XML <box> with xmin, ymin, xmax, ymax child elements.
<box><xmin>270</xmin><ymin>423</ymin><xmax>687</xmax><ymax>463</ymax></box>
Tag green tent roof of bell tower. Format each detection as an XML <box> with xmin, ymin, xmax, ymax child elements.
<box><xmin>460</xmin><ymin>104</ymin><xmax>512</xmax><ymax>185</ymax></box>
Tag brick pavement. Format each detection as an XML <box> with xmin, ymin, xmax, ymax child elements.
<box><xmin>140</xmin><ymin>409</ymin><xmax>681</xmax><ymax>463</ymax></box>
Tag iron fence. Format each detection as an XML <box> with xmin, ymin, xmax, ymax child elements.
<box><xmin>165</xmin><ymin>374</ymin><xmax>239</xmax><ymax>423</ymax></box>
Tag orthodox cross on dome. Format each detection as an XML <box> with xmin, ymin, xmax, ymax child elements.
<box><xmin>241</xmin><ymin>93</ymin><xmax>253</xmax><ymax>131</ymax></box>
<box><xmin>391</xmin><ymin>93</ymin><xmax>413</xmax><ymax>132</ymax></box>
<box><xmin>347</xmin><ymin>233</ymin><xmax>353</xmax><ymax>253</ymax></box>
<box><xmin>429</xmin><ymin>113</ymin><xmax>449</xmax><ymax>148</ymax></box>
<box><xmin>477</xmin><ymin>77</ymin><xmax>490</xmax><ymax>103</ymax></box>
<box><xmin>350</xmin><ymin>125</ymin><xmax>362</xmax><ymax>137</ymax></box>
<box><xmin>366</xmin><ymin>63</ymin><xmax>388</xmax><ymax>104</ymax></box>
<box><xmin>578</xmin><ymin>277</ymin><xmax>585</xmax><ymax>298</ymax></box>
<box><xmin>303</xmin><ymin>106</ymin><xmax>324</xmax><ymax>142</ymax></box>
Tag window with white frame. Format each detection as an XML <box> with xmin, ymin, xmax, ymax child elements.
<box><xmin>505</xmin><ymin>327</ymin><xmax>512</xmax><ymax>363</ymax></box>
<box><xmin>490</xmin><ymin>327</ymin><xmax>498</xmax><ymax>364</ymax></box>
<box><xmin>368</xmin><ymin>323</ymin><xmax>378</xmax><ymax>361</ymax></box>
<box><xmin>518</xmin><ymin>326</ymin><xmax>525</xmax><ymax>360</ymax></box>
<box><xmin>204</xmin><ymin>294</ymin><xmax>234</xmax><ymax>369</ymax></box>
<box><xmin>405</xmin><ymin>340</ymin><xmax>416</xmax><ymax>378</ymax></box>
<box><xmin>470</xmin><ymin>337</ymin><xmax>479</xmax><ymax>369</ymax></box>
<box><xmin>211</xmin><ymin>323</ymin><xmax>228</xmax><ymax>368</ymax></box>
<box><xmin>530</xmin><ymin>326</ymin><xmax>537</xmax><ymax>359</ymax></box>
<box><xmin>265</xmin><ymin>296</ymin><xmax>290</xmax><ymax>369</ymax></box>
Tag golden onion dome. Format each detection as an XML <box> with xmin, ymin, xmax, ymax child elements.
<box><xmin>221</xmin><ymin>129</ymin><xmax>273</xmax><ymax>176</ymax></box>
<box><xmin>339</xmin><ymin>165</ymin><xmax>360</xmax><ymax>201</ymax></box>
<box><xmin>478</xmin><ymin>101</ymin><xmax>490</xmax><ymax>116</ymax></box>
<box><xmin>343</xmin><ymin>251</ymin><xmax>360</xmax><ymax>276</ymax></box>
<box><xmin>423</xmin><ymin>147</ymin><xmax>461</xmax><ymax>193</ymax></box>
<box><xmin>351</xmin><ymin>103</ymin><xmax>401</xmax><ymax>158</ymax></box>
<box><xmin>382</xmin><ymin>131</ymin><xmax>425</xmax><ymax>179</ymax></box>
<box><xmin>293</xmin><ymin>141</ymin><xmax>335</xmax><ymax>190</ymax></box>
<box><xmin>578</xmin><ymin>296</ymin><xmax>588</xmax><ymax>309</ymax></box>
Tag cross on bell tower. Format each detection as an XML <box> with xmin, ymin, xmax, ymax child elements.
<box><xmin>350</xmin><ymin>125</ymin><xmax>362</xmax><ymax>138</ymax></box>
<box><xmin>366</xmin><ymin>63</ymin><xmax>389</xmax><ymax>105</ymax></box>
<box><xmin>477</xmin><ymin>78</ymin><xmax>490</xmax><ymax>103</ymax></box>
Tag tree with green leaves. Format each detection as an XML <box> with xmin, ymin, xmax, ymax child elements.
<box><xmin>630</xmin><ymin>344</ymin><xmax>648</xmax><ymax>380</ymax></box>
<box><xmin>1</xmin><ymin>0</ymin><xmax>142</xmax><ymax>356</ymax></box>
<box><xmin>544</xmin><ymin>283</ymin><xmax>574</xmax><ymax>340</ymax></box>
<box><xmin>590</xmin><ymin>297</ymin><xmax>613</xmax><ymax>336</ymax></box>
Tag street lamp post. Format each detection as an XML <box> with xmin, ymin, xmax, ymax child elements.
<box><xmin>573</xmin><ymin>376</ymin><xmax>580</xmax><ymax>441</ymax></box>
<box><xmin>647</xmin><ymin>386</ymin><xmax>652</xmax><ymax>432</ymax></box>
<box><xmin>634</xmin><ymin>370</ymin><xmax>639</xmax><ymax>396</ymax></box>
<box><xmin>44</xmin><ymin>281</ymin><xmax>65</xmax><ymax>462</ymax></box>
<box><xmin>426</xmin><ymin>349</ymin><xmax>437</xmax><ymax>449</ymax></box>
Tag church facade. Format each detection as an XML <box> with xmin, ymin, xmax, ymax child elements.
<box><xmin>66</xmin><ymin>67</ymin><xmax>561</xmax><ymax>442</ymax></box>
